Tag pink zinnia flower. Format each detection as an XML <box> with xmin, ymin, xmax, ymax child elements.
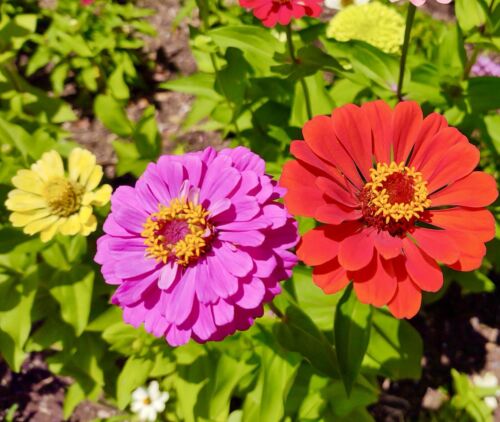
<box><xmin>95</xmin><ymin>147</ymin><xmax>298</xmax><ymax>346</ymax></box>
<box><xmin>240</xmin><ymin>0</ymin><xmax>322</xmax><ymax>27</ymax></box>
<box><xmin>390</xmin><ymin>0</ymin><xmax>452</xmax><ymax>6</ymax></box>
<box><xmin>81</xmin><ymin>0</ymin><xmax>94</xmax><ymax>5</ymax></box>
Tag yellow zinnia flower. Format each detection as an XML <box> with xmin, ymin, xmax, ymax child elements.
<box><xmin>326</xmin><ymin>2</ymin><xmax>405</xmax><ymax>54</ymax></box>
<box><xmin>6</xmin><ymin>148</ymin><xmax>112</xmax><ymax>242</ymax></box>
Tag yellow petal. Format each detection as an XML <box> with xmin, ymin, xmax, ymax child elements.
<box><xmin>31</xmin><ymin>150</ymin><xmax>64</xmax><ymax>181</ymax></box>
<box><xmin>80</xmin><ymin>214</ymin><xmax>97</xmax><ymax>236</ymax></box>
<box><xmin>12</xmin><ymin>170</ymin><xmax>44</xmax><ymax>195</ymax></box>
<box><xmin>68</xmin><ymin>148</ymin><xmax>96</xmax><ymax>186</ymax></box>
<box><xmin>59</xmin><ymin>214</ymin><xmax>81</xmax><ymax>236</ymax></box>
<box><xmin>24</xmin><ymin>215</ymin><xmax>60</xmax><ymax>235</ymax></box>
<box><xmin>79</xmin><ymin>205</ymin><xmax>92</xmax><ymax>222</ymax></box>
<box><xmin>40</xmin><ymin>218</ymin><xmax>64</xmax><ymax>242</ymax></box>
<box><xmin>82</xmin><ymin>185</ymin><xmax>112</xmax><ymax>206</ymax></box>
<box><xmin>5</xmin><ymin>190</ymin><xmax>47</xmax><ymax>211</ymax></box>
<box><xmin>85</xmin><ymin>165</ymin><xmax>104</xmax><ymax>191</ymax></box>
<box><xmin>10</xmin><ymin>209</ymin><xmax>51</xmax><ymax>227</ymax></box>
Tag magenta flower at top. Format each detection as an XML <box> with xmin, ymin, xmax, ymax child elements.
<box><xmin>81</xmin><ymin>0</ymin><xmax>94</xmax><ymax>5</ymax></box>
<box><xmin>95</xmin><ymin>147</ymin><xmax>298</xmax><ymax>346</ymax></box>
<box><xmin>390</xmin><ymin>0</ymin><xmax>452</xmax><ymax>6</ymax></box>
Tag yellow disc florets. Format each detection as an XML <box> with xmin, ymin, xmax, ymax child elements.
<box><xmin>326</xmin><ymin>2</ymin><xmax>405</xmax><ymax>54</ymax></box>
<box><xmin>44</xmin><ymin>177</ymin><xmax>84</xmax><ymax>217</ymax></box>
<box><xmin>362</xmin><ymin>161</ymin><xmax>431</xmax><ymax>226</ymax></box>
<box><xmin>142</xmin><ymin>199</ymin><xmax>213</xmax><ymax>266</ymax></box>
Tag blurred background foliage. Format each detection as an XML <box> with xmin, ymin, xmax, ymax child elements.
<box><xmin>0</xmin><ymin>0</ymin><xmax>498</xmax><ymax>420</ymax></box>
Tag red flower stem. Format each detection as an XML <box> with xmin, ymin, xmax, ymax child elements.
<box><xmin>397</xmin><ymin>3</ymin><xmax>416</xmax><ymax>101</ymax></box>
<box><xmin>286</xmin><ymin>24</ymin><xmax>313</xmax><ymax>120</ymax></box>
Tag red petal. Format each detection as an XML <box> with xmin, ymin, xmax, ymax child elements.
<box><xmin>290</xmin><ymin>141</ymin><xmax>337</xmax><ymax>178</ymax></box>
<box><xmin>430</xmin><ymin>172</ymin><xmax>498</xmax><ymax>208</ymax></box>
<box><xmin>281</xmin><ymin>160</ymin><xmax>327</xmax><ymax>217</ymax></box>
<box><xmin>426</xmin><ymin>142</ymin><xmax>479</xmax><ymax>193</ymax></box>
<box><xmin>297</xmin><ymin>226</ymin><xmax>340</xmax><ymax>266</ymax></box>
<box><xmin>447</xmin><ymin>230</ymin><xmax>487</xmax><ymax>272</ymax></box>
<box><xmin>391</xmin><ymin>101</ymin><xmax>423</xmax><ymax>163</ymax></box>
<box><xmin>302</xmin><ymin>115</ymin><xmax>363</xmax><ymax>188</ymax></box>
<box><xmin>412</xmin><ymin>228</ymin><xmax>459</xmax><ymax>264</ymax></box>
<box><xmin>315</xmin><ymin>176</ymin><xmax>359</xmax><ymax>207</ymax></box>
<box><xmin>331</xmin><ymin>104</ymin><xmax>373</xmax><ymax>181</ymax></box>
<box><xmin>372</xmin><ymin>230</ymin><xmax>403</xmax><ymax>260</ymax></box>
<box><xmin>388</xmin><ymin>276</ymin><xmax>422</xmax><ymax>319</ymax></box>
<box><xmin>429</xmin><ymin>208</ymin><xmax>496</xmax><ymax>242</ymax></box>
<box><xmin>312</xmin><ymin>258</ymin><xmax>350</xmax><ymax>294</ymax></box>
<box><xmin>403</xmin><ymin>239</ymin><xmax>443</xmax><ymax>292</ymax></box>
<box><xmin>338</xmin><ymin>228</ymin><xmax>375</xmax><ymax>271</ymax></box>
<box><xmin>315</xmin><ymin>203</ymin><xmax>363</xmax><ymax>225</ymax></box>
<box><xmin>363</xmin><ymin>100</ymin><xmax>393</xmax><ymax>164</ymax></box>
<box><xmin>410</xmin><ymin>112</ymin><xmax>449</xmax><ymax>168</ymax></box>
<box><xmin>413</xmin><ymin>127</ymin><xmax>469</xmax><ymax>182</ymax></box>
<box><xmin>352</xmin><ymin>253</ymin><xmax>398</xmax><ymax>307</ymax></box>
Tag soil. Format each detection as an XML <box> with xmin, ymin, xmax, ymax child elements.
<box><xmin>1</xmin><ymin>0</ymin><xmax>498</xmax><ymax>421</ymax></box>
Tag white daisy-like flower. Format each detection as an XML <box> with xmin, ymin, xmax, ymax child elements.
<box><xmin>131</xmin><ymin>381</ymin><xmax>169</xmax><ymax>421</ymax></box>
<box><xmin>472</xmin><ymin>372</ymin><xmax>499</xmax><ymax>411</ymax></box>
<box><xmin>324</xmin><ymin>0</ymin><xmax>370</xmax><ymax>10</ymax></box>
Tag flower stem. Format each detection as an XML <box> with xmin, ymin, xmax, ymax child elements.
<box><xmin>198</xmin><ymin>0</ymin><xmax>241</xmax><ymax>140</ymax></box>
<box><xmin>285</xmin><ymin>24</ymin><xmax>313</xmax><ymax>120</ymax></box>
<box><xmin>397</xmin><ymin>3</ymin><xmax>416</xmax><ymax>101</ymax></box>
<box><xmin>268</xmin><ymin>300</ymin><xmax>284</xmax><ymax>319</ymax></box>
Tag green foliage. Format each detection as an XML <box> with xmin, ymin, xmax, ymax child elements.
<box><xmin>0</xmin><ymin>0</ymin><xmax>498</xmax><ymax>421</ymax></box>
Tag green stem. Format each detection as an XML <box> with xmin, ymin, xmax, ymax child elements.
<box><xmin>463</xmin><ymin>45</ymin><xmax>480</xmax><ymax>80</ymax></box>
<box><xmin>199</xmin><ymin>0</ymin><xmax>241</xmax><ymax>140</ymax></box>
<box><xmin>268</xmin><ymin>300</ymin><xmax>284</xmax><ymax>319</ymax></box>
<box><xmin>397</xmin><ymin>3</ymin><xmax>416</xmax><ymax>101</ymax></box>
<box><xmin>285</xmin><ymin>24</ymin><xmax>312</xmax><ymax>120</ymax></box>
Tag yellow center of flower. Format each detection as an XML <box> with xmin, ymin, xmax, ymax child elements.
<box><xmin>44</xmin><ymin>177</ymin><xmax>84</xmax><ymax>217</ymax></box>
<box><xmin>141</xmin><ymin>199</ymin><xmax>214</xmax><ymax>266</ymax></box>
<box><xmin>359</xmin><ymin>162</ymin><xmax>431</xmax><ymax>236</ymax></box>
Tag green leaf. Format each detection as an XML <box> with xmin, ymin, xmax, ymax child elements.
<box><xmin>290</xmin><ymin>72</ymin><xmax>334</xmax><ymax>127</ymax></box>
<box><xmin>275</xmin><ymin>304</ymin><xmax>338</xmax><ymax>377</ymax></box>
<box><xmin>293</xmin><ymin>265</ymin><xmax>343</xmax><ymax>331</ymax></box>
<box><xmin>94</xmin><ymin>94</ymin><xmax>133</xmax><ymax>137</ymax></box>
<box><xmin>64</xmin><ymin>382</ymin><xmax>85</xmax><ymax>419</ymax></box>
<box><xmin>363</xmin><ymin>309</ymin><xmax>423</xmax><ymax>380</ymax></box>
<box><xmin>209</xmin><ymin>25</ymin><xmax>283</xmax><ymax>75</ymax></box>
<box><xmin>132</xmin><ymin>105</ymin><xmax>161</xmax><ymax>159</ymax></box>
<box><xmin>242</xmin><ymin>328</ymin><xmax>301</xmax><ymax>422</ymax></box>
<box><xmin>161</xmin><ymin>73</ymin><xmax>221</xmax><ymax>100</ymax></box>
<box><xmin>335</xmin><ymin>284</ymin><xmax>372</xmax><ymax>395</ymax></box>
<box><xmin>0</xmin><ymin>268</ymin><xmax>38</xmax><ymax>371</ymax></box>
<box><xmin>452</xmin><ymin>270</ymin><xmax>496</xmax><ymax>294</ymax></box>
<box><xmin>466</xmin><ymin>77</ymin><xmax>500</xmax><ymax>112</ymax></box>
<box><xmin>455</xmin><ymin>0</ymin><xmax>488</xmax><ymax>32</ymax></box>
<box><xmin>49</xmin><ymin>265</ymin><xmax>94</xmax><ymax>336</ymax></box>
<box><xmin>108</xmin><ymin>64</ymin><xmax>130</xmax><ymax>101</ymax></box>
<box><xmin>117</xmin><ymin>356</ymin><xmax>154</xmax><ymax>409</ymax></box>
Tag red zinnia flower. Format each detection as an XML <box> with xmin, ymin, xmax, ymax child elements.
<box><xmin>280</xmin><ymin>100</ymin><xmax>498</xmax><ymax>319</ymax></box>
<box><xmin>239</xmin><ymin>0</ymin><xmax>322</xmax><ymax>27</ymax></box>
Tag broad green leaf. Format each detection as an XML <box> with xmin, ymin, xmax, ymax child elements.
<box><xmin>49</xmin><ymin>265</ymin><xmax>95</xmax><ymax>336</ymax></box>
<box><xmin>322</xmin><ymin>377</ymin><xmax>378</xmax><ymax>418</ymax></box>
<box><xmin>466</xmin><ymin>77</ymin><xmax>500</xmax><ymax>112</ymax></box>
<box><xmin>363</xmin><ymin>309</ymin><xmax>423</xmax><ymax>380</ymax></box>
<box><xmin>275</xmin><ymin>304</ymin><xmax>338</xmax><ymax>377</ymax></box>
<box><xmin>455</xmin><ymin>0</ymin><xmax>488</xmax><ymax>31</ymax></box>
<box><xmin>242</xmin><ymin>328</ymin><xmax>300</xmax><ymax>422</ymax></box>
<box><xmin>161</xmin><ymin>73</ymin><xmax>221</xmax><ymax>100</ymax></box>
<box><xmin>0</xmin><ymin>269</ymin><xmax>38</xmax><ymax>371</ymax></box>
<box><xmin>209</xmin><ymin>25</ymin><xmax>283</xmax><ymax>75</ymax></box>
<box><xmin>293</xmin><ymin>265</ymin><xmax>343</xmax><ymax>331</ymax></box>
<box><xmin>290</xmin><ymin>72</ymin><xmax>334</xmax><ymax>127</ymax></box>
<box><xmin>335</xmin><ymin>285</ymin><xmax>372</xmax><ymax>395</ymax></box>
<box><xmin>133</xmin><ymin>105</ymin><xmax>161</xmax><ymax>159</ymax></box>
<box><xmin>109</xmin><ymin>64</ymin><xmax>130</xmax><ymax>100</ymax></box>
<box><xmin>94</xmin><ymin>94</ymin><xmax>133</xmax><ymax>137</ymax></box>
<box><xmin>64</xmin><ymin>382</ymin><xmax>85</xmax><ymax>419</ymax></box>
<box><xmin>117</xmin><ymin>356</ymin><xmax>154</xmax><ymax>409</ymax></box>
